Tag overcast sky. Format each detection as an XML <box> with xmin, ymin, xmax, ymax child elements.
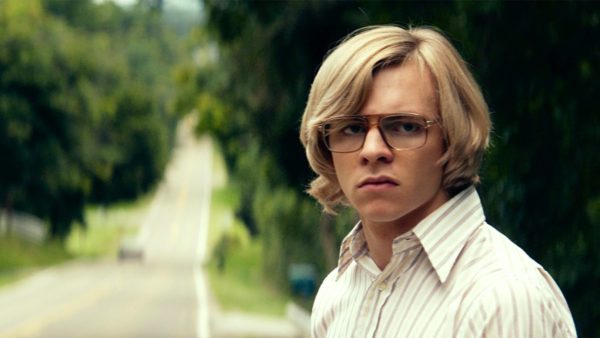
<box><xmin>97</xmin><ymin>0</ymin><xmax>202</xmax><ymax>12</ymax></box>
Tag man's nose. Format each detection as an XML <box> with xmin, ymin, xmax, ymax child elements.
<box><xmin>359</xmin><ymin>128</ymin><xmax>393</xmax><ymax>163</ymax></box>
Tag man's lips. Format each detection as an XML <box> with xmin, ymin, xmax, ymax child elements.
<box><xmin>358</xmin><ymin>176</ymin><xmax>399</xmax><ymax>189</ymax></box>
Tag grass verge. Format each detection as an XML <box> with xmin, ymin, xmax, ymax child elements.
<box><xmin>0</xmin><ymin>236</ymin><xmax>71</xmax><ymax>287</ymax></box>
<box><xmin>66</xmin><ymin>195</ymin><xmax>152</xmax><ymax>258</ymax></box>
<box><xmin>0</xmin><ymin>192</ymin><xmax>153</xmax><ymax>288</ymax></box>
<box><xmin>206</xmin><ymin>239</ymin><xmax>289</xmax><ymax>316</ymax></box>
<box><xmin>205</xmin><ymin>140</ymin><xmax>290</xmax><ymax>316</ymax></box>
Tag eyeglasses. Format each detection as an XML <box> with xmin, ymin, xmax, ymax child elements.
<box><xmin>319</xmin><ymin>113</ymin><xmax>438</xmax><ymax>153</ymax></box>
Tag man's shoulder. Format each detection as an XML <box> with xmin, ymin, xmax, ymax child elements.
<box><xmin>485</xmin><ymin>224</ymin><xmax>544</xmax><ymax>276</ymax></box>
<box><xmin>450</xmin><ymin>223</ymin><xmax>554</xmax><ymax>300</ymax></box>
<box><xmin>312</xmin><ymin>268</ymin><xmax>341</xmax><ymax>305</ymax></box>
<box><xmin>453</xmin><ymin>224</ymin><xmax>576</xmax><ymax>336</ymax></box>
<box><xmin>454</xmin><ymin>272</ymin><xmax>576</xmax><ymax>337</ymax></box>
<box><xmin>464</xmin><ymin>267</ymin><xmax>575</xmax><ymax>334</ymax></box>
<box><xmin>465</xmin><ymin>266</ymin><xmax>553</xmax><ymax>305</ymax></box>
<box><xmin>462</xmin><ymin>223</ymin><xmax>542</xmax><ymax>279</ymax></box>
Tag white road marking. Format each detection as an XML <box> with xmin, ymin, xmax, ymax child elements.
<box><xmin>194</xmin><ymin>266</ymin><xmax>210</xmax><ymax>338</ymax></box>
<box><xmin>196</xmin><ymin>136</ymin><xmax>213</xmax><ymax>338</ymax></box>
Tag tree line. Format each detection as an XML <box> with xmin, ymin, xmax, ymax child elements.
<box><xmin>181</xmin><ymin>1</ymin><xmax>600</xmax><ymax>336</ymax></box>
<box><xmin>0</xmin><ymin>0</ymin><xmax>185</xmax><ymax>238</ymax></box>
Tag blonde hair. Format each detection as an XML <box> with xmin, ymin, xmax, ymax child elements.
<box><xmin>299</xmin><ymin>25</ymin><xmax>491</xmax><ymax>213</ymax></box>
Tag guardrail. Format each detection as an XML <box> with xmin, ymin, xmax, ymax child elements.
<box><xmin>0</xmin><ymin>209</ymin><xmax>47</xmax><ymax>243</ymax></box>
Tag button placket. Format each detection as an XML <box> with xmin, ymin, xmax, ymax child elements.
<box><xmin>366</xmin><ymin>243</ymin><xmax>421</xmax><ymax>337</ymax></box>
<box><xmin>355</xmin><ymin>285</ymin><xmax>381</xmax><ymax>337</ymax></box>
<box><xmin>355</xmin><ymin>234</ymin><xmax>422</xmax><ymax>338</ymax></box>
<box><xmin>362</xmin><ymin>277</ymin><xmax>397</xmax><ymax>338</ymax></box>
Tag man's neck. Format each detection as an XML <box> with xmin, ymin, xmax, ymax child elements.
<box><xmin>362</xmin><ymin>220</ymin><xmax>412</xmax><ymax>270</ymax></box>
<box><xmin>361</xmin><ymin>188</ymin><xmax>449</xmax><ymax>270</ymax></box>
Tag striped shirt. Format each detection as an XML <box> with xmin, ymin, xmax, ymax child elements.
<box><xmin>311</xmin><ymin>187</ymin><xmax>576</xmax><ymax>337</ymax></box>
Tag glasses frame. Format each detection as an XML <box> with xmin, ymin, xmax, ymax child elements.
<box><xmin>318</xmin><ymin>113</ymin><xmax>438</xmax><ymax>153</ymax></box>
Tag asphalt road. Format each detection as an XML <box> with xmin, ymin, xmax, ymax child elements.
<box><xmin>0</xmin><ymin>118</ymin><xmax>212</xmax><ymax>338</ymax></box>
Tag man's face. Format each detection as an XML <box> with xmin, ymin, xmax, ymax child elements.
<box><xmin>332</xmin><ymin>61</ymin><xmax>448</xmax><ymax>232</ymax></box>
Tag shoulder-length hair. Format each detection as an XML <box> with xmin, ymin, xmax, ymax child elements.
<box><xmin>300</xmin><ymin>25</ymin><xmax>491</xmax><ymax>213</ymax></box>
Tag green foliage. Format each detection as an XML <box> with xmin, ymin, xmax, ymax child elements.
<box><xmin>189</xmin><ymin>1</ymin><xmax>599</xmax><ymax>335</ymax></box>
<box><xmin>459</xmin><ymin>3</ymin><xmax>600</xmax><ymax>335</ymax></box>
<box><xmin>206</xmin><ymin>150</ymin><xmax>288</xmax><ymax>315</ymax></box>
<box><xmin>207</xmin><ymin>239</ymin><xmax>289</xmax><ymax>316</ymax></box>
<box><xmin>66</xmin><ymin>195</ymin><xmax>152</xmax><ymax>258</ymax></box>
<box><xmin>90</xmin><ymin>86</ymin><xmax>170</xmax><ymax>202</ymax></box>
<box><xmin>252</xmin><ymin>185</ymin><xmax>319</xmax><ymax>286</ymax></box>
<box><xmin>0</xmin><ymin>0</ymin><xmax>184</xmax><ymax>239</ymax></box>
<box><xmin>0</xmin><ymin>191</ymin><xmax>152</xmax><ymax>287</ymax></box>
<box><xmin>0</xmin><ymin>235</ymin><xmax>71</xmax><ymax>270</ymax></box>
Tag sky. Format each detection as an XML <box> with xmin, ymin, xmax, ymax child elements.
<box><xmin>97</xmin><ymin>0</ymin><xmax>202</xmax><ymax>12</ymax></box>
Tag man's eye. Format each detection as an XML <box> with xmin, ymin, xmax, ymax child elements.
<box><xmin>387</xmin><ymin>121</ymin><xmax>423</xmax><ymax>134</ymax></box>
<box><xmin>400</xmin><ymin>123</ymin><xmax>420</xmax><ymax>133</ymax></box>
<box><xmin>341</xmin><ymin>123</ymin><xmax>365</xmax><ymax>135</ymax></box>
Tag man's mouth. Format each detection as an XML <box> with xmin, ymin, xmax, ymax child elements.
<box><xmin>358</xmin><ymin>176</ymin><xmax>399</xmax><ymax>188</ymax></box>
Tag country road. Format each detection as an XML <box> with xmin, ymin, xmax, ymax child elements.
<box><xmin>0</xmin><ymin>117</ymin><xmax>212</xmax><ymax>338</ymax></box>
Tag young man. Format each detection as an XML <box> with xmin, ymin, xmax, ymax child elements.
<box><xmin>300</xmin><ymin>26</ymin><xmax>576</xmax><ymax>337</ymax></box>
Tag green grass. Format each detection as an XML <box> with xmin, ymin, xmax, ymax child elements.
<box><xmin>207</xmin><ymin>240</ymin><xmax>289</xmax><ymax>316</ymax></box>
<box><xmin>0</xmin><ymin>236</ymin><xmax>72</xmax><ymax>287</ymax></box>
<box><xmin>0</xmin><ymin>192</ymin><xmax>153</xmax><ymax>288</ymax></box>
<box><xmin>205</xmin><ymin>139</ymin><xmax>290</xmax><ymax>316</ymax></box>
<box><xmin>205</xmin><ymin>186</ymin><xmax>240</xmax><ymax>257</ymax></box>
<box><xmin>0</xmin><ymin>268</ymin><xmax>35</xmax><ymax>288</ymax></box>
<box><xmin>66</xmin><ymin>195</ymin><xmax>153</xmax><ymax>258</ymax></box>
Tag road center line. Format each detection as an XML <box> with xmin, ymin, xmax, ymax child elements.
<box><xmin>0</xmin><ymin>275</ymin><xmax>117</xmax><ymax>338</ymax></box>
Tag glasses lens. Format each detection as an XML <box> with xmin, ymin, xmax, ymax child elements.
<box><xmin>380</xmin><ymin>115</ymin><xmax>428</xmax><ymax>150</ymax></box>
<box><xmin>323</xmin><ymin>117</ymin><xmax>366</xmax><ymax>152</ymax></box>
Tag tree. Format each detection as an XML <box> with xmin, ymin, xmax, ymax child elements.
<box><xmin>0</xmin><ymin>0</ymin><xmax>183</xmax><ymax>239</ymax></box>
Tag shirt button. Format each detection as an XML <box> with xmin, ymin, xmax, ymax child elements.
<box><xmin>377</xmin><ymin>282</ymin><xmax>387</xmax><ymax>291</ymax></box>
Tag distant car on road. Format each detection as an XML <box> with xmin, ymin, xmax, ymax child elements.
<box><xmin>118</xmin><ymin>236</ymin><xmax>145</xmax><ymax>262</ymax></box>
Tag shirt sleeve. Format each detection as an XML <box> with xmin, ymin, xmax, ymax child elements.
<box><xmin>454</xmin><ymin>273</ymin><xmax>577</xmax><ymax>338</ymax></box>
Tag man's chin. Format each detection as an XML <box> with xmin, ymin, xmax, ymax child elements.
<box><xmin>358</xmin><ymin>205</ymin><xmax>410</xmax><ymax>225</ymax></box>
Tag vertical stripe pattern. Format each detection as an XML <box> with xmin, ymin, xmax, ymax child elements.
<box><xmin>311</xmin><ymin>187</ymin><xmax>577</xmax><ymax>338</ymax></box>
